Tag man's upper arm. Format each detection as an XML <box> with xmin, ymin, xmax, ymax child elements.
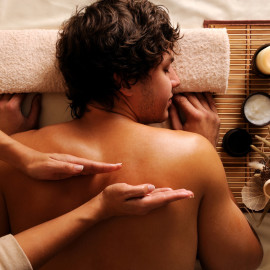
<box><xmin>197</xmin><ymin>141</ymin><xmax>263</xmax><ymax>270</ymax></box>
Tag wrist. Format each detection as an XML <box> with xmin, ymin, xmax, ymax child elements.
<box><xmin>78</xmin><ymin>194</ymin><xmax>110</xmax><ymax>227</ymax></box>
<box><xmin>0</xmin><ymin>134</ymin><xmax>23</xmax><ymax>166</ymax></box>
<box><xmin>1</xmin><ymin>135</ymin><xmax>36</xmax><ymax>174</ymax></box>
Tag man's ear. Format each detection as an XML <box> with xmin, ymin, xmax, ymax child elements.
<box><xmin>119</xmin><ymin>87</ymin><xmax>133</xmax><ymax>97</ymax></box>
<box><xmin>113</xmin><ymin>73</ymin><xmax>133</xmax><ymax>97</ymax></box>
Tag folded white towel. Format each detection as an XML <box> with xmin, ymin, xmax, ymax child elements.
<box><xmin>173</xmin><ymin>28</ymin><xmax>230</xmax><ymax>94</ymax></box>
<box><xmin>0</xmin><ymin>29</ymin><xmax>66</xmax><ymax>93</ymax></box>
<box><xmin>0</xmin><ymin>28</ymin><xmax>229</xmax><ymax>94</ymax></box>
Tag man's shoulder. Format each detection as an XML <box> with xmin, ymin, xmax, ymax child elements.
<box><xmin>144</xmin><ymin>125</ymin><xmax>212</xmax><ymax>152</ymax></box>
<box><xmin>138</xmin><ymin>126</ymin><xmax>221</xmax><ymax>193</ymax></box>
<box><xmin>11</xmin><ymin>121</ymin><xmax>72</xmax><ymax>151</ymax></box>
<box><xmin>136</xmin><ymin>125</ymin><xmax>217</xmax><ymax>167</ymax></box>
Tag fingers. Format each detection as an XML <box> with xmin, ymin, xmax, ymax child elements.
<box><xmin>183</xmin><ymin>93</ymin><xmax>205</xmax><ymax>110</ymax></box>
<box><xmin>81</xmin><ymin>161</ymin><xmax>122</xmax><ymax>174</ymax></box>
<box><xmin>150</xmin><ymin>187</ymin><xmax>173</xmax><ymax>193</ymax></box>
<box><xmin>0</xmin><ymin>94</ymin><xmax>13</xmax><ymax>102</ymax></box>
<box><xmin>0</xmin><ymin>94</ymin><xmax>27</xmax><ymax>110</ymax></box>
<box><xmin>195</xmin><ymin>93</ymin><xmax>211</xmax><ymax>110</ymax></box>
<box><xmin>168</xmin><ymin>103</ymin><xmax>183</xmax><ymax>130</ymax></box>
<box><xmin>100</xmin><ymin>183</ymin><xmax>194</xmax><ymax>218</ymax></box>
<box><xmin>187</xmin><ymin>92</ymin><xmax>217</xmax><ymax>113</ymax></box>
<box><xmin>173</xmin><ymin>93</ymin><xmax>219</xmax><ymax>133</ymax></box>
<box><xmin>0</xmin><ymin>94</ymin><xmax>27</xmax><ymax>134</ymax></box>
<box><xmin>49</xmin><ymin>153</ymin><xmax>123</xmax><ymax>175</ymax></box>
<box><xmin>173</xmin><ymin>94</ymin><xmax>199</xmax><ymax>123</ymax></box>
<box><xmin>174</xmin><ymin>92</ymin><xmax>216</xmax><ymax>113</ymax></box>
<box><xmin>26</xmin><ymin>94</ymin><xmax>42</xmax><ymax>129</ymax></box>
<box><xmin>140</xmin><ymin>189</ymin><xmax>194</xmax><ymax>211</ymax></box>
<box><xmin>204</xmin><ymin>92</ymin><xmax>217</xmax><ymax>113</ymax></box>
<box><xmin>43</xmin><ymin>159</ymin><xmax>85</xmax><ymax>180</ymax></box>
<box><xmin>173</xmin><ymin>94</ymin><xmax>194</xmax><ymax>116</ymax></box>
<box><xmin>147</xmin><ymin>188</ymin><xmax>194</xmax><ymax>203</ymax></box>
<box><xmin>9</xmin><ymin>93</ymin><xmax>27</xmax><ymax>108</ymax></box>
<box><xmin>123</xmin><ymin>184</ymin><xmax>156</xmax><ymax>199</ymax></box>
<box><xmin>0</xmin><ymin>94</ymin><xmax>23</xmax><ymax>110</ymax></box>
<box><xmin>126</xmin><ymin>188</ymin><xmax>194</xmax><ymax>215</ymax></box>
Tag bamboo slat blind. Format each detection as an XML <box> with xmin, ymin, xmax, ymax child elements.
<box><xmin>204</xmin><ymin>21</ymin><xmax>270</xmax><ymax>208</ymax></box>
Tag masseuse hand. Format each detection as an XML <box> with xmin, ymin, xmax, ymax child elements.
<box><xmin>0</xmin><ymin>93</ymin><xmax>122</xmax><ymax>180</ymax></box>
<box><xmin>169</xmin><ymin>92</ymin><xmax>220</xmax><ymax>147</ymax></box>
<box><xmin>22</xmin><ymin>151</ymin><xmax>122</xmax><ymax>180</ymax></box>
<box><xmin>94</xmin><ymin>183</ymin><xmax>194</xmax><ymax>219</ymax></box>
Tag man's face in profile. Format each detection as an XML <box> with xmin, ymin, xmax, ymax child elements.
<box><xmin>132</xmin><ymin>52</ymin><xmax>180</xmax><ymax>124</ymax></box>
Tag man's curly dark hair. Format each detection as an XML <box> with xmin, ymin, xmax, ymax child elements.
<box><xmin>56</xmin><ymin>0</ymin><xmax>180</xmax><ymax>118</ymax></box>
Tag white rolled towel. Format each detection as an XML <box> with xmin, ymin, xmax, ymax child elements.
<box><xmin>173</xmin><ymin>28</ymin><xmax>230</xmax><ymax>93</ymax></box>
<box><xmin>0</xmin><ymin>29</ymin><xmax>65</xmax><ymax>93</ymax></box>
<box><xmin>0</xmin><ymin>28</ymin><xmax>230</xmax><ymax>94</ymax></box>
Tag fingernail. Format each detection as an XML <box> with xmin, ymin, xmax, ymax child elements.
<box><xmin>185</xmin><ymin>192</ymin><xmax>194</xmax><ymax>198</ymax></box>
<box><xmin>115</xmin><ymin>163</ymin><xmax>122</xmax><ymax>166</ymax></box>
<box><xmin>148</xmin><ymin>184</ymin><xmax>155</xmax><ymax>192</ymax></box>
<box><xmin>182</xmin><ymin>190</ymin><xmax>194</xmax><ymax>198</ymax></box>
<box><xmin>74</xmin><ymin>165</ymin><xmax>84</xmax><ymax>171</ymax></box>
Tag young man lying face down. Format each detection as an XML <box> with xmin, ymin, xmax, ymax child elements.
<box><xmin>0</xmin><ymin>0</ymin><xmax>263</xmax><ymax>269</ymax></box>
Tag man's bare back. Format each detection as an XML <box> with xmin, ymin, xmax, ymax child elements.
<box><xmin>0</xmin><ymin>107</ymin><xmax>262</xmax><ymax>269</ymax></box>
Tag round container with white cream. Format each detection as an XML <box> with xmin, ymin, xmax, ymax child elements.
<box><xmin>242</xmin><ymin>92</ymin><xmax>270</xmax><ymax>127</ymax></box>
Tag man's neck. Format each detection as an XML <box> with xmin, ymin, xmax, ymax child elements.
<box><xmin>85</xmin><ymin>95</ymin><xmax>139</xmax><ymax>123</ymax></box>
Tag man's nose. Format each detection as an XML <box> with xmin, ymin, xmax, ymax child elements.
<box><xmin>170</xmin><ymin>67</ymin><xmax>180</xmax><ymax>88</ymax></box>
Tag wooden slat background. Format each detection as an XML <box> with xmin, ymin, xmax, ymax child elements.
<box><xmin>204</xmin><ymin>20</ymin><xmax>270</xmax><ymax>208</ymax></box>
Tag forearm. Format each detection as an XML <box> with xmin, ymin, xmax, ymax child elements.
<box><xmin>0</xmin><ymin>130</ymin><xmax>23</xmax><ymax>165</ymax></box>
<box><xmin>0</xmin><ymin>130</ymin><xmax>15</xmax><ymax>162</ymax></box>
<box><xmin>14</xmin><ymin>196</ymin><xmax>104</xmax><ymax>269</ymax></box>
<box><xmin>0</xmin><ymin>130</ymin><xmax>32</xmax><ymax>170</ymax></box>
